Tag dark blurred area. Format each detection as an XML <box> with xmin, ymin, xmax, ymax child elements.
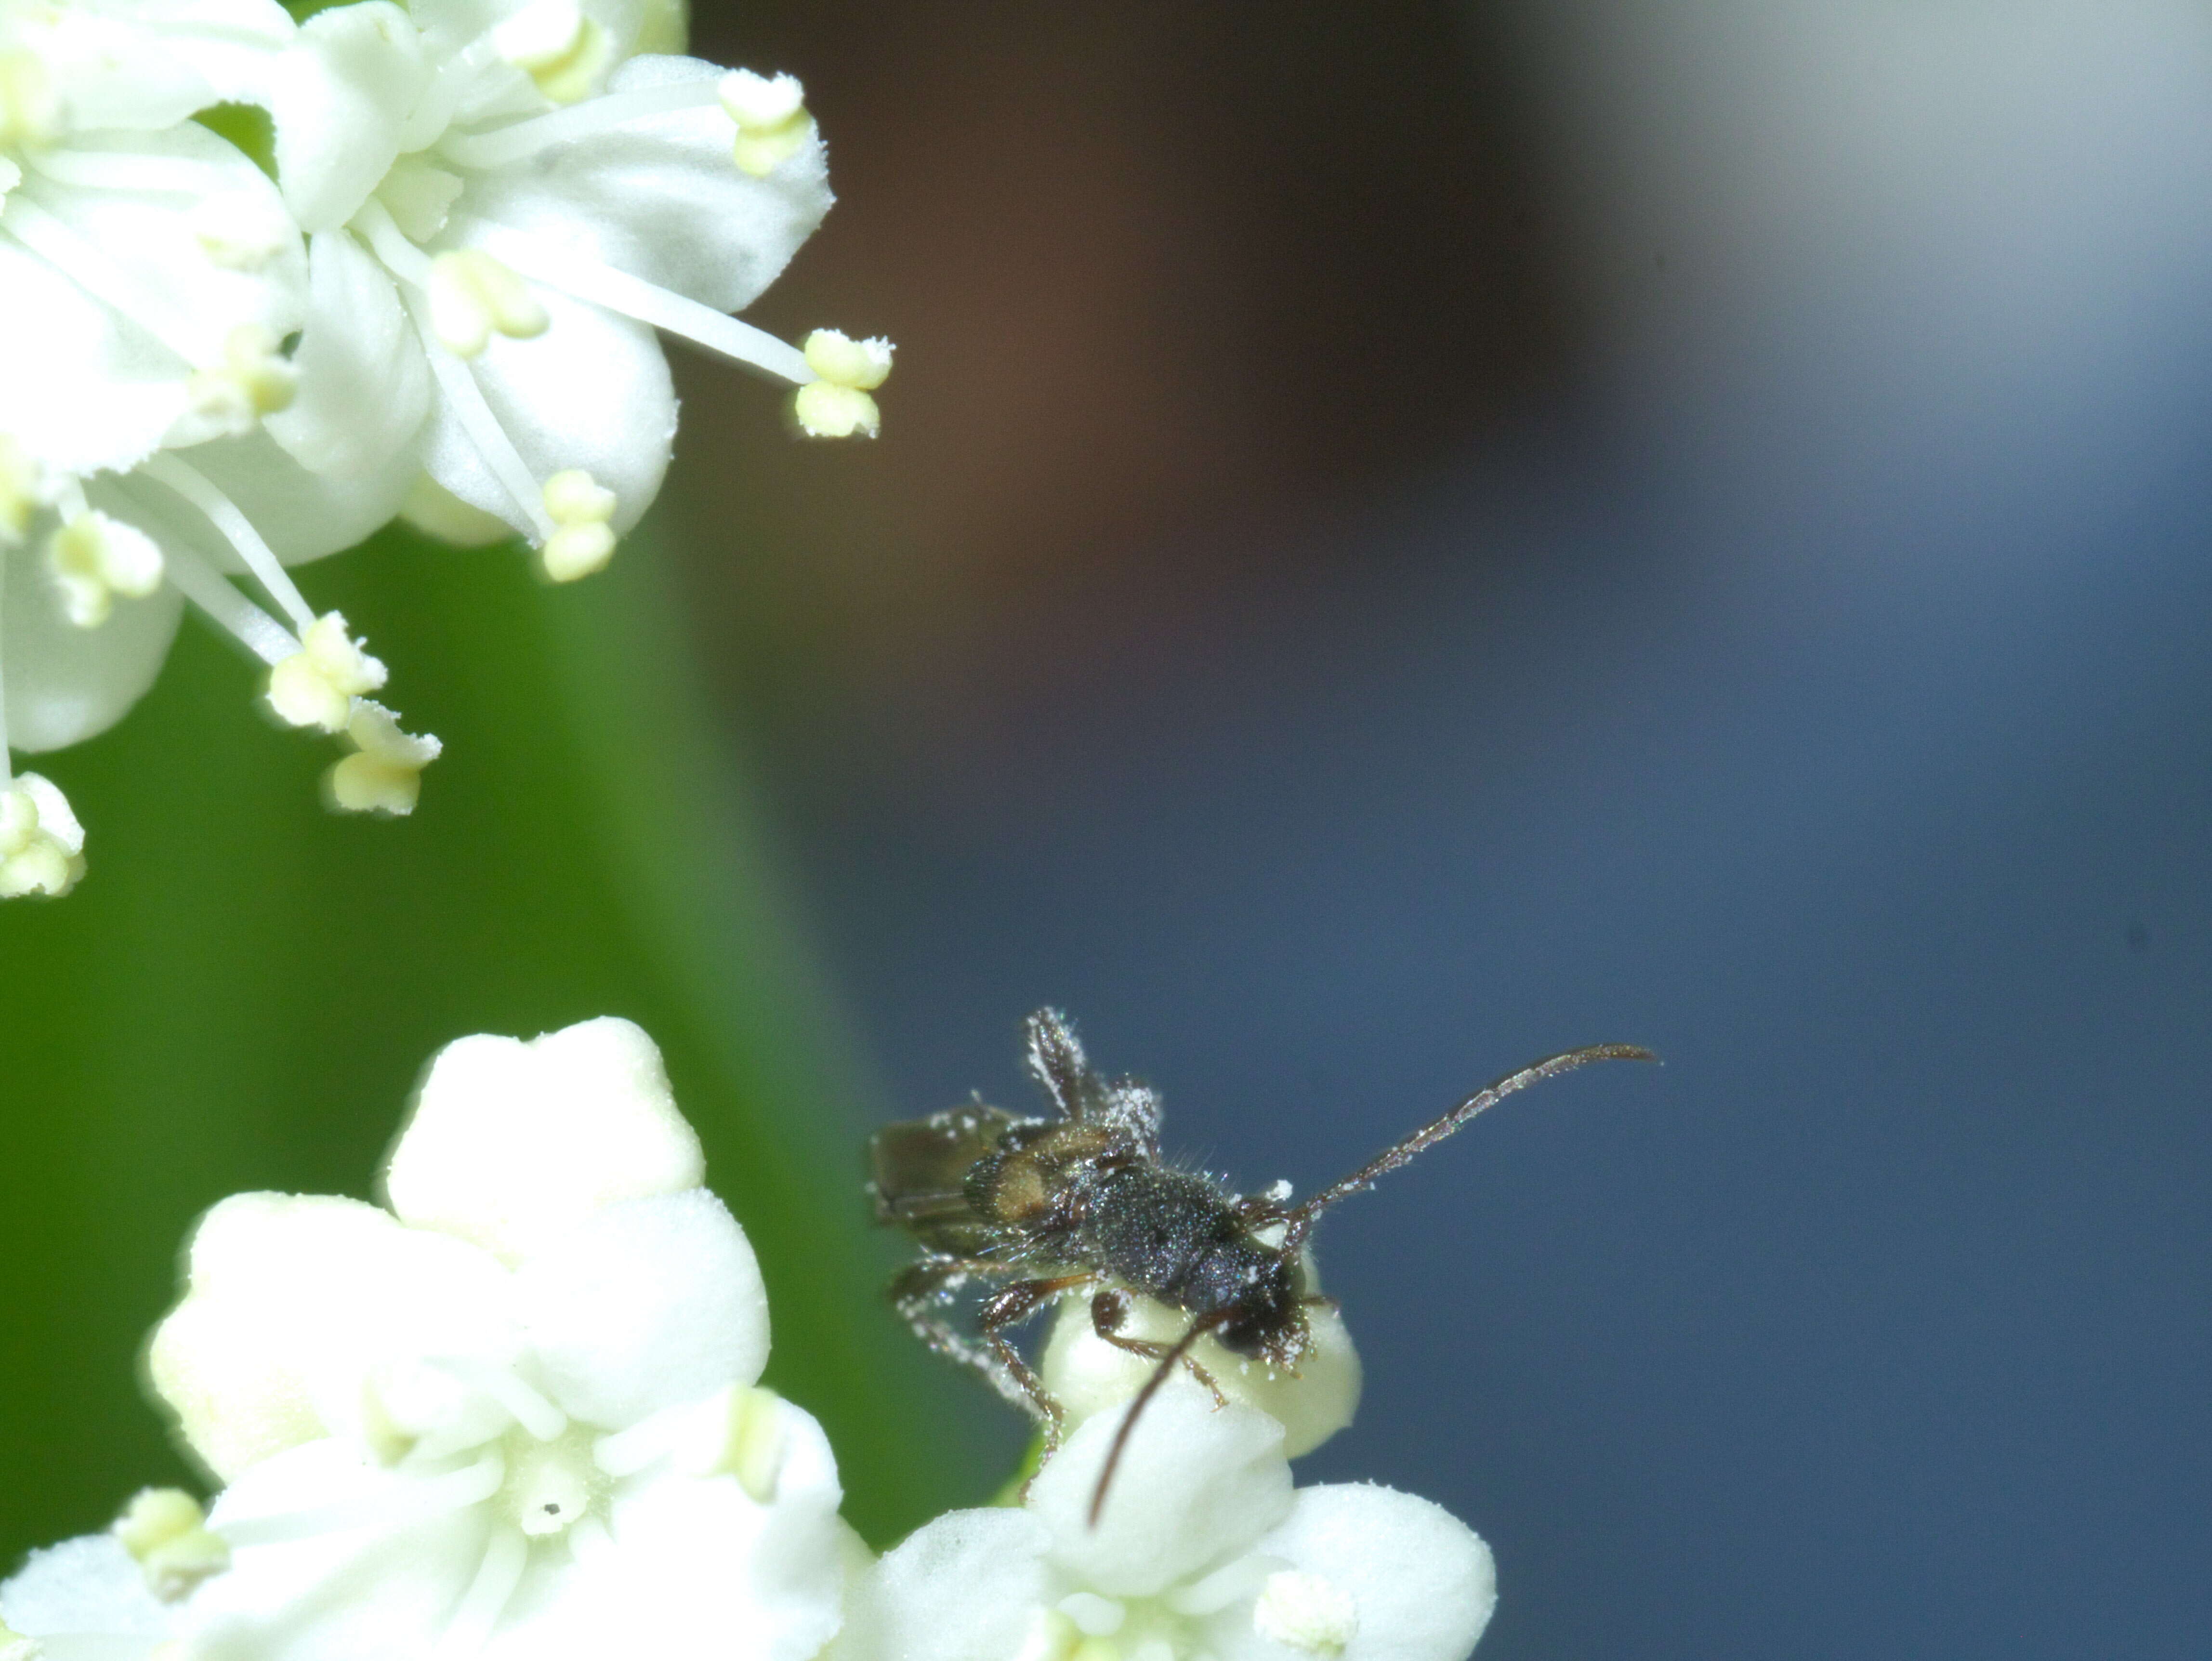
<box><xmin>671</xmin><ymin>3</ymin><xmax>2212</xmax><ymax>1659</ymax></box>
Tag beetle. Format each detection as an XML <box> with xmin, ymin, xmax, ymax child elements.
<box><xmin>871</xmin><ymin>1008</ymin><xmax>1653</xmax><ymax>1519</ymax></box>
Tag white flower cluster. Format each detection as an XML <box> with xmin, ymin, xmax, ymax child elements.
<box><xmin>0</xmin><ymin>1019</ymin><xmax>1498</xmax><ymax>1661</ymax></box>
<box><xmin>0</xmin><ymin>0</ymin><xmax>888</xmax><ymax>896</ymax></box>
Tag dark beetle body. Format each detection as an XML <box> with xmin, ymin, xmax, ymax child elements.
<box><xmin>871</xmin><ymin>1007</ymin><xmax>1654</xmax><ymax>1500</ymax></box>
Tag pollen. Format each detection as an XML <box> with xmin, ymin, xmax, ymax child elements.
<box><xmin>718</xmin><ymin>69</ymin><xmax>815</xmax><ymax>177</ymax></box>
<box><xmin>0</xmin><ymin>48</ymin><xmax>60</xmax><ymax>152</ymax></box>
<box><xmin>1251</xmin><ymin>1571</ymin><xmax>1358</xmax><ymax>1658</ymax></box>
<box><xmin>792</xmin><ymin>329</ymin><xmax>894</xmax><ymax>439</ymax></box>
<box><xmin>327</xmin><ymin>700</ymin><xmax>441</xmax><ymax>817</ymax></box>
<box><xmin>112</xmin><ymin>1488</ymin><xmax>232</xmax><ymax>1603</ymax></box>
<box><xmin>0</xmin><ymin>774</ymin><xmax>84</xmax><ymax>899</ymax></box>
<box><xmin>267</xmin><ymin>612</ymin><xmax>389</xmax><ymax>733</ymax></box>
<box><xmin>0</xmin><ymin>435</ymin><xmax>39</xmax><ymax>545</ymax></box>
<box><xmin>185</xmin><ymin>324</ymin><xmax>300</xmax><ymax>434</ymax></box>
<box><xmin>428</xmin><ymin>250</ymin><xmax>550</xmax><ymax>359</ymax></box>
<box><xmin>493</xmin><ymin>0</ymin><xmax>612</xmax><ymax>105</ymax></box>
<box><xmin>539</xmin><ymin>468</ymin><xmax>618</xmax><ymax>581</ymax></box>
<box><xmin>45</xmin><ymin>509</ymin><xmax>165</xmax><ymax>628</ymax></box>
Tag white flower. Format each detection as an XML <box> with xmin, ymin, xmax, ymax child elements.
<box><xmin>838</xmin><ymin>1387</ymin><xmax>1496</xmax><ymax>1661</ymax></box>
<box><xmin>0</xmin><ymin>0</ymin><xmax>437</xmax><ymax>889</ymax></box>
<box><xmin>1040</xmin><ymin>1272</ymin><xmax>1362</xmax><ymax>1461</ymax></box>
<box><xmin>92</xmin><ymin>1015</ymin><xmax>857</xmax><ymax>1661</ymax></box>
<box><xmin>250</xmin><ymin>0</ymin><xmax>892</xmax><ymax>581</ymax></box>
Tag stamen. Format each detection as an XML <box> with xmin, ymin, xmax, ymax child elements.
<box><xmin>139</xmin><ymin>452</ymin><xmax>317</xmax><ymax>633</ymax></box>
<box><xmin>1250</xmin><ymin>1571</ymin><xmax>1358</xmax><ymax>1658</ymax></box>
<box><xmin>792</xmin><ymin>328</ymin><xmax>893</xmax><ymax>439</ymax></box>
<box><xmin>659</xmin><ymin>1384</ymin><xmax>789</xmax><ymax>1501</ymax></box>
<box><xmin>1167</xmin><ymin>1556</ymin><xmax>1274</xmax><ymax>1617</ymax></box>
<box><xmin>433</xmin><ymin>1526</ymin><xmax>527</xmax><ymax>1661</ymax></box>
<box><xmin>407</xmin><ymin>298</ymin><xmax>559</xmax><ymax>537</ymax></box>
<box><xmin>0</xmin><ymin>773</ymin><xmax>86</xmax><ymax>899</ymax></box>
<box><xmin>183</xmin><ymin>324</ymin><xmax>298</xmax><ymax>434</ymax></box>
<box><xmin>427</xmin><ymin>249</ymin><xmax>549</xmax><ymax>358</ymax></box>
<box><xmin>434</xmin><ymin>79</ymin><xmax>726</xmax><ymax>171</ymax></box>
<box><xmin>0</xmin><ymin>48</ymin><xmax>60</xmax><ymax>151</ymax></box>
<box><xmin>193</xmin><ymin>192</ymin><xmax>295</xmax><ymax>273</ymax></box>
<box><xmin>719</xmin><ymin>70</ymin><xmax>814</xmax><ymax>177</ymax></box>
<box><xmin>151</xmin><ymin>538</ymin><xmax>301</xmax><ymax>668</ymax></box>
<box><xmin>112</xmin><ymin>1489</ymin><xmax>231</xmax><ymax>1603</ymax></box>
<box><xmin>219</xmin><ymin>1450</ymin><xmax>506</xmax><ymax>1549</ymax></box>
<box><xmin>491</xmin><ymin>0</ymin><xmax>610</xmax><ymax>105</ymax></box>
<box><xmin>266</xmin><ymin>612</ymin><xmax>388</xmax><ymax>734</ymax></box>
<box><xmin>425</xmin><ymin>1358</ymin><xmax>567</xmax><ymax>1442</ymax></box>
<box><xmin>0</xmin><ymin>435</ymin><xmax>38</xmax><ymax>544</ymax></box>
<box><xmin>45</xmin><ymin>508</ymin><xmax>164</xmax><ymax>628</ymax></box>
<box><xmin>539</xmin><ymin>469</ymin><xmax>615</xmax><ymax>581</ymax></box>
<box><xmin>328</xmin><ymin>702</ymin><xmax>441</xmax><ymax>817</ymax></box>
<box><xmin>478</xmin><ymin>227</ymin><xmax>812</xmax><ymax>382</ymax></box>
<box><xmin>24</xmin><ymin>148</ymin><xmax>239</xmax><ymax>195</ymax></box>
<box><xmin>1014</xmin><ymin>1608</ymin><xmax>1084</xmax><ymax>1661</ymax></box>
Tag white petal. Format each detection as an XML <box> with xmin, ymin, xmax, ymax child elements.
<box><xmin>553</xmin><ymin>1406</ymin><xmax>844</xmax><ymax>1661</ymax></box>
<box><xmin>514</xmin><ymin>1188</ymin><xmax>769</xmax><ymax>1429</ymax></box>
<box><xmin>0</xmin><ymin>1534</ymin><xmax>172</xmax><ymax>1641</ymax></box>
<box><xmin>147</xmin><ymin>1193</ymin><xmax>519</xmax><ymax>1480</ymax></box>
<box><xmin>1041</xmin><ymin>1288</ymin><xmax>1361</xmax><ymax>1461</ymax></box>
<box><xmin>264</xmin><ymin>229</ymin><xmax>433</xmax><ymax>481</ymax></box>
<box><xmin>271</xmin><ymin>3</ymin><xmax>428</xmax><ymax>233</ymax></box>
<box><xmin>1030</xmin><ymin>1388</ymin><xmax>1295</xmax><ymax>1599</ymax></box>
<box><xmin>382</xmin><ymin>1018</ymin><xmax>705</xmax><ymax>1265</ymax></box>
<box><xmin>417</xmin><ymin>281</ymin><xmax>672</xmax><ymax>537</ymax></box>
<box><xmin>0</xmin><ymin>242</ymin><xmax>185</xmax><ymax>477</ymax></box>
<box><xmin>456</xmin><ymin>53</ymin><xmax>830</xmax><ymax>316</ymax></box>
<box><xmin>194</xmin><ymin>1439</ymin><xmax>493</xmax><ymax>1661</ymax></box>
<box><xmin>0</xmin><ymin>530</ymin><xmax>184</xmax><ymax>754</ymax></box>
<box><xmin>177</xmin><ymin>427</ymin><xmax>417</xmax><ymax>567</ymax></box>
<box><xmin>839</xmin><ymin>1509</ymin><xmax>1053</xmax><ymax>1661</ymax></box>
<box><xmin>42</xmin><ymin>0</ymin><xmax>295</xmax><ymax>130</ymax></box>
<box><xmin>1212</xmin><ymin>1484</ymin><xmax>1497</xmax><ymax>1661</ymax></box>
<box><xmin>15</xmin><ymin>123</ymin><xmax>304</xmax><ymax>366</ymax></box>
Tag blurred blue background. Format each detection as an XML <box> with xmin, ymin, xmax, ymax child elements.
<box><xmin>677</xmin><ymin>2</ymin><xmax>2212</xmax><ymax>1656</ymax></box>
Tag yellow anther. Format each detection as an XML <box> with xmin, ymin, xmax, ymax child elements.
<box><xmin>427</xmin><ymin>250</ymin><xmax>549</xmax><ymax>359</ymax></box>
<box><xmin>539</xmin><ymin>468</ymin><xmax>617</xmax><ymax>581</ymax></box>
<box><xmin>792</xmin><ymin>329</ymin><xmax>894</xmax><ymax>439</ymax></box>
<box><xmin>45</xmin><ymin>509</ymin><xmax>165</xmax><ymax>629</ymax></box>
<box><xmin>194</xmin><ymin>193</ymin><xmax>294</xmax><ymax>272</ymax></box>
<box><xmin>492</xmin><ymin>0</ymin><xmax>611</xmax><ymax>105</ymax></box>
<box><xmin>1252</xmin><ymin>1570</ymin><xmax>1359</xmax><ymax>1658</ymax></box>
<box><xmin>717</xmin><ymin>69</ymin><xmax>814</xmax><ymax>177</ymax></box>
<box><xmin>113</xmin><ymin>1488</ymin><xmax>231</xmax><ymax>1603</ymax></box>
<box><xmin>1014</xmin><ymin>1609</ymin><xmax>1085</xmax><ymax>1661</ymax></box>
<box><xmin>0</xmin><ymin>435</ymin><xmax>39</xmax><ymax>545</ymax></box>
<box><xmin>267</xmin><ymin>611</ymin><xmax>388</xmax><ymax>734</ymax></box>
<box><xmin>186</xmin><ymin>324</ymin><xmax>299</xmax><ymax>433</ymax></box>
<box><xmin>327</xmin><ymin>700</ymin><xmax>441</xmax><ymax>817</ymax></box>
<box><xmin>0</xmin><ymin>49</ymin><xmax>60</xmax><ymax>151</ymax></box>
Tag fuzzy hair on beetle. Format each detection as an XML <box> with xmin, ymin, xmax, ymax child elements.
<box><xmin>870</xmin><ymin>1009</ymin><xmax>1655</xmax><ymax>1523</ymax></box>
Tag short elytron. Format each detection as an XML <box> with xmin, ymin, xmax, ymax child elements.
<box><xmin>870</xmin><ymin>1009</ymin><xmax>1654</xmax><ymax>1518</ymax></box>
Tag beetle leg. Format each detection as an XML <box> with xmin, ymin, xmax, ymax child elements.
<box><xmin>976</xmin><ymin>1273</ymin><xmax>1094</xmax><ymax>1452</ymax></box>
<box><xmin>1087</xmin><ymin>1289</ymin><xmax>1228</xmax><ymax>1410</ymax></box>
<box><xmin>889</xmin><ymin>1255</ymin><xmax>1044</xmax><ymax>1418</ymax></box>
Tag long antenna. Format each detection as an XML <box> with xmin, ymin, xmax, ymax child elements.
<box><xmin>1279</xmin><ymin>1043</ymin><xmax>1657</xmax><ymax>1255</ymax></box>
<box><xmin>1087</xmin><ymin>1305</ymin><xmax>1238</xmax><ymax>1528</ymax></box>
